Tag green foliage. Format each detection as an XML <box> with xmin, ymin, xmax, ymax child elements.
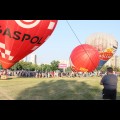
<box><xmin>101</xmin><ymin>65</ymin><xmax>120</xmax><ymax>72</ymax></box>
<box><xmin>11</xmin><ymin>61</ymin><xmax>33</xmax><ymax>71</ymax></box>
<box><xmin>0</xmin><ymin>64</ymin><xmax>3</xmax><ymax>70</ymax></box>
<box><xmin>11</xmin><ymin>62</ymin><xmax>22</xmax><ymax>70</ymax></box>
<box><xmin>50</xmin><ymin>60</ymin><xmax>60</xmax><ymax>72</ymax></box>
<box><xmin>65</xmin><ymin>67</ymin><xmax>72</xmax><ymax>72</ymax></box>
<box><xmin>100</xmin><ymin>66</ymin><xmax>109</xmax><ymax>72</ymax></box>
<box><xmin>11</xmin><ymin>60</ymin><xmax>60</xmax><ymax>72</ymax></box>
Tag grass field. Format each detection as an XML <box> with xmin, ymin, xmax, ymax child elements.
<box><xmin>0</xmin><ymin>76</ymin><xmax>120</xmax><ymax>100</ymax></box>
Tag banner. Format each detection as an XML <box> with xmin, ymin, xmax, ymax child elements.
<box><xmin>58</xmin><ymin>64</ymin><xmax>67</xmax><ymax>68</ymax></box>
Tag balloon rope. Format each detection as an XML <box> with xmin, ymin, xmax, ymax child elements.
<box><xmin>66</xmin><ymin>20</ymin><xmax>98</xmax><ymax>71</ymax></box>
<box><xmin>66</xmin><ymin>20</ymin><xmax>82</xmax><ymax>44</ymax></box>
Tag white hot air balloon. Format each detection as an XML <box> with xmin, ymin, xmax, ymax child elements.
<box><xmin>85</xmin><ymin>32</ymin><xmax>118</xmax><ymax>70</ymax></box>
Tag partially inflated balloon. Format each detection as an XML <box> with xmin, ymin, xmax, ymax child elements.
<box><xmin>0</xmin><ymin>20</ymin><xmax>58</xmax><ymax>69</ymax></box>
<box><xmin>69</xmin><ymin>44</ymin><xmax>100</xmax><ymax>72</ymax></box>
<box><xmin>86</xmin><ymin>33</ymin><xmax>118</xmax><ymax>70</ymax></box>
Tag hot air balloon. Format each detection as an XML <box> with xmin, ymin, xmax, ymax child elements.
<box><xmin>0</xmin><ymin>20</ymin><xmax>58</xmax><ymax>69</ymax></box>
<box><xmin>69</xmin><ymin>44</ymin><xmax>100</xmax><ymax>72</ymax></box>
<box><xmin>85</xmin><ymin>33</ymin><xmax>118</xmax><ymax>70</ymax></box>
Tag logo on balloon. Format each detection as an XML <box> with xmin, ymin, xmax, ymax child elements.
<box><xmin>15</xmin><ymin>20</ymin><xmax>40</xmax><ymax>28</ymax></box>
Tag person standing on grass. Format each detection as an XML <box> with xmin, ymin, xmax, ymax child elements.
<box><xmin>100</xmin><ymin>67</ymin><xmax>118</xmax><ymax>100</ymax></box>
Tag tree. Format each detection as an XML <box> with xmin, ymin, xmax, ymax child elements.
<box><xmin>65</xmin><ymin>67</ymin><xmax>72</xmax><ymax>72</ymax></box>
<box><xmin>50</xmin><ymin>60</ymin><xmax>60</xmax><ymax>72</ymax></box>
<box><xmin>39</xmin><ymin>64</ymin><xmax>46</xmax><ymax>73</ymax></box>
<box><xmin>0</xmin><ymin>64</ymin><xmax>3</xmax><ymax>70</ymax></box>
<box><xmin>11</xmin><ymin>62</ymin><xmax>23</xmax><ymax>70</ymax></box>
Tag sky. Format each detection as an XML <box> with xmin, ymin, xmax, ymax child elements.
<box><xmin>27</xmin><ymin>20</ymin><xmax>120</xmax><ymax>64</ymax></box>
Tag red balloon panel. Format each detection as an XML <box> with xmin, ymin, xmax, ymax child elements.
<box><xmin>0</xmin><ymin>20</ymin><xmax>58</xmax><ymax>69</ymax></box>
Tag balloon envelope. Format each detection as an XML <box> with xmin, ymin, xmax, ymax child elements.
<box><xmin>69</xmin><ymin>44</ymin><xmax>100</xmax><ymax>72</ymax></box>
<box><xmin>0</xmin><ymin>20</ymin><xmax>58</xmax><ymax>69</ymax></box>
<box><xmin>85</xmin><ymin>33</ymin><xmax>118</xmax><ymax>70</ymax></box>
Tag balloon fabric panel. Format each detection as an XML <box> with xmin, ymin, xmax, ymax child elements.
<box><xmin>0</xmin><ymin>20</ymin><xmax>58</xmax><ymax>69</ymax></box>
<box><xmin>70</xmin><ymin>44</ymin><xmax>100</xmax><ymax>72</ymax></box>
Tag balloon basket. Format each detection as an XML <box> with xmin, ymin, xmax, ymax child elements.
<box><xmin>0</xmin><ymin>75</ymin><xmax>8</xmax><ymax>80</ymax></box>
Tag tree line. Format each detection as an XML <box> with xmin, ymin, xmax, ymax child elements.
<box><xmin>0</xmin><ymin>60</ymin><xmax>71</xmax><ymax>73</ymax></box>
<box><xmin>0</xmin><ymin>60</ymin><xmax>120</xmax><ymax>73</ymax></box>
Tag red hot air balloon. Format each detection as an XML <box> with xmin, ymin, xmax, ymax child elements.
<box><xmin>0</xmin><ymin>20</ymin><xmax>58</xmax><ymax>69</ymax></box>
<box><xmin>69</xmin><ymin>44</ymin><xmax>100</xmax><ymax>72</ymax></box>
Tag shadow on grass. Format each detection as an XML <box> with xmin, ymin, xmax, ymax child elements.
<box><xmin>16</xmin><ymin>79</ymin><xmax>120</xmax><ymax>100</ymax></box>
<box><xmin>0</xmin><ymin>78</ymin><xmax>13</xmax><ymax>80</ymax></box>
<box><xmin>7</xmin><ymin>78</ymin><xmax>13</xmax><ymax>80</ymax></box>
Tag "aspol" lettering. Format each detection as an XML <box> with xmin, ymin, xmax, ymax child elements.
<box><xmin>0</xmin><ymin>26</ymin><xmax>43</xmax><ymax>44</ymax></box>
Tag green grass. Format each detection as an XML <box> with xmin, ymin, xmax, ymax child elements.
<box><xmin>0</xmin><ymin>76</ymin><xmax>120</xmax><ymax>100</ymax></box>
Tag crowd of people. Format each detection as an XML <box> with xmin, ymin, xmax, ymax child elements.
<box><xmin>0</xmin><ymin>69</ymin><xmax>119</xmax><ymax>78</ymax></box>
<box><xmin>0</xmin><ymin>69</ymin><xmax>97</xmax><ymax>78</ymax></box>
